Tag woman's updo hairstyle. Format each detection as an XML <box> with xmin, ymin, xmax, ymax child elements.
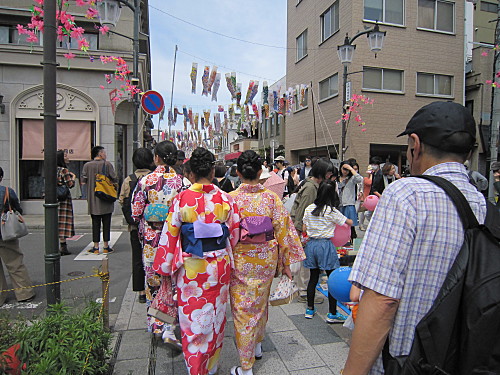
<box><xmin>154</xmin><ymin>141</ymin><xmax>177</xmax><ymax>166</ymax></box>
<box><xmin>190</xmin><ymin>147</ymin><xmax>216</xmax><ymax>178</ymax></box>
<box><xmin>237</xmin><ymin>150</ymin><xmax>262</xmax><ymax>180</ymax></box>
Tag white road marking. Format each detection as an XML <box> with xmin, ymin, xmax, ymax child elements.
<box><xmin>74</xmin><ymin>231</ymin><xmax>123</xmax><ymax>261</ymax></box>
<box><xmin>0</xmin><ymin>301</ymin><xmax>43</xmax><ymax>309</ymax></box>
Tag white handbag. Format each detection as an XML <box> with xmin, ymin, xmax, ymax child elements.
<box><xmin>269</xmin><ymin>275</ymin><xmax>299</xmax><ymax>306</ymax></box>
<box><xmin>1</xmin><ymin>188</ymin><xmax>28</xmax><ymax>241</ymax></box>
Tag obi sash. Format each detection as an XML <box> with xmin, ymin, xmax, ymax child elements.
<box><xmin>181</xmin><ymin>221</ymin><xmax>229</xmax><ymax>257</ymax></box>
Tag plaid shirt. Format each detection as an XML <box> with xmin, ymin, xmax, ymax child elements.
<box><xmin>349</xmin><ymin>162</ymin><xmax>487</xmax><ymax>374</ymax></box>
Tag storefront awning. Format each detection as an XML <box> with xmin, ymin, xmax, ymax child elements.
<box><xmin>224</xmin><ymin>152</ymin><xmax>242</xmax><ymax>160</ymax></box>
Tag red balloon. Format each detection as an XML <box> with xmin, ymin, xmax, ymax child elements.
<box><xmin>331</xmin><ymin>223</ymin><xmax>351</xmax><ymax>247</ymax></box>
<box><xmin>363</xmin><ymin>195</ymin><xmax>379</xmax><ymax>211</ymax></box>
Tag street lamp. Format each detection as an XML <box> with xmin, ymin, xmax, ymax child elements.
<box><xmin>337</xmin><ymin>23</ymin><xmax>386</xmax><ymax>160</ymax></box>
<box><xmin>97</xmin><ymin>0</ymin><xmax>140</xmax><ymax>151</ymax></box>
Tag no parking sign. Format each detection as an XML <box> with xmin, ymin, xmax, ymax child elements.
<box><xmin>141</xmin><ymin>90</ymin><xmax>164</xmax><ymax>115</ymax></box>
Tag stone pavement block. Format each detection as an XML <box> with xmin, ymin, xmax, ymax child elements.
<box><xmin>128</xmin><ymin>302</ymin><xmax>147</xmax><ymax>330</ymax></box>
<box><xmin>112</xmin><ymin>359</ymin><xmax>149</xmax><ymax>374</ymax></box>
<box><xmin>269</xmin><ymin>330</ymin><xmax>325</xmax><ymax>371</ymax></box>
<box><xmin>116</xmin><ymin>329</ymin><xmax>151</xmax><ymax>361</ymax></box>
<box><xmin>252</xmin><ymin>350</ymin><xmax>290</xmax><ymax>375</ymax></box>
<box><xmin>314</xmin><ymin>342</ymin><xmax>350</xmax><ymax>374</ymax></box>
<box><xmin>114</xmin><ymin>278</ymin><xmax>136</xmax><ymax>331</ymax></box>
<box><xmin>266</xmin><ymin>305</ymin><xmax>296</xmax><ymax>333</ymax></box>
<box><xmin>290</xmin><ymin>366</ymin><xmax>334</xmax><ymax>375</ymax></box>
<box><xmin>289</xmin><ymin>314</ymin><xmax>343</xmax><ymax>345</ymax></box>
<box><xmin>280</xmin><ymin>301</ymin><xmax>308</xmax><ymax>316</ymax></box>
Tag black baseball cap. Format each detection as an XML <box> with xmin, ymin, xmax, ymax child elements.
<box><xmin>177</xmin><ymin>150</ymin><xmax>186</xmax><ymax>160</ymax></box>
<box><xmin>398</xmin><ymin>101</ymin><xmax>476</xmax><ymax>152</ymax></box>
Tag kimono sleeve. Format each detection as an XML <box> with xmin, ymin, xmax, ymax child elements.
<box><xmin>131</xmin><ymin>176</ymin><xmax>147</xmax><ymax>223</ymax></box>
<box><xmin>223</xmin><ymin>193</ymin><xmax>240</xmax><ymax>249</ymax></box>
<box><xmin>153</xmin><ymin>195</ymin><xmax>183</xmax><ymax>276</ymax></box>
<box><xmin>272</xmin><ymin>194</ymin><xmax>305</xmax><ymax>268</ymax></box>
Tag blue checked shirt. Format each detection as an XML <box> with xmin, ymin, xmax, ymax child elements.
<box><xmin>349</xmin><ymin>162</ymin><xmax>487</xmax><ymax>374</ymax></box>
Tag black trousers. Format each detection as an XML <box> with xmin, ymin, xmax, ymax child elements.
<box><xmin>91</xmin><ymin>213</ymin><xmax>112</xmax><ymax>243</ymax></box>
<box><xmin>307</xmin><ymin>268</ymin><xmax>337</xmax><ymax>314</ymax></box>
<box><xmin>130</xmin><ymin>229</ymin><xmax>146</xmax><ymax>292</ymax></box>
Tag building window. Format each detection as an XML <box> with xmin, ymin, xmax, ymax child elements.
<box><xmin>363</xmin><ymin>67</ymin><xmax>404</xmax><ymax>92</ymax></box>
<box><xmin>319</xmin><ymin>74</ymin><xmax>339</xmax><ymax>100</ymax></box>
<box><xmin>270</xmin><ymin>115</ymin><xmax>275</xmax><ymax>137</ymax></box>
<box><xmin>418</xmin><ymin>0</ymin><xmax>454</xmax><ymax>33</ymax></box>
<box><xmin>0</xmin><ymin>26</ymin><xmax>9</xmax><ymax>44</ymax></box>
<box><xmin>264</xmin><ymin>118</ymin><xmax>269</xmax><ymax>138</ymax></box>
<box><xmin>64</xmin><ymin>33</ymin><xmax>98</xmax><ymax>50</ymax></box>
<box><xmin>276</xmin><ymin>114</ymin><xmax>281</xmax><ymax>136</ymax></box>
<box><xmin>364</xmin><ymin>0</ymin><xmax>404</xmax><ymax>25</ymax></box>
<box><xmin>321</xmin><ymin>3</ymin><xmax>339</xmax><ymax>42</ymax></box>
<box><xmin>416</xmin><ymin>72</ymin><xmax>453</xmax><ymax>96</ymax></box>
<box><xmin>294</xmin><ymin>87</ymin><xmax>308</xmax><ymax>111</ymax></box>
<box><xmin>481</xmin><ymin>1</ymin><xmax>497</xmax><ymax>13</ymax></box>
<box><xmin>296</xmin><ymin>30</ymin><xmax>308</xmax><ymax>61</ymax></box>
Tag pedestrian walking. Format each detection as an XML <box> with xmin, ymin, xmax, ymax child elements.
<box><xmin>215</xmin><ymin>163</ymin><xmax>234</xmax><ymax>193</ymax></box>
<box><xmin>131</xmin><ymin>141</ymin><xmax>183</xmax><ymax>344</ymax></box>
<box><xmin>343</xmin><ymin>101</ymin><xmax>487</xmax><ymax>374</ymax></box>
<box><xmin>302</xmin><ymin>180</ymin><xmax>352</xmax><ymax>322</ymax></box>
<box><xmin>291</xmin><ymin>158</ymin><xmax>335</xmax><ymax>302</ymax></box>
<box><xmin>358</xmin><ymin>164</ymin><xmax>374</xmax><ymax>231</ymax></box>
<box><xmin>81</xmin><ymin>146</ymin><xmax>117</xmax><ymax>254</ymax></box>
<box><xmin>119</xmin><ymin>147</ymin><xmax>154</xmax><ymax>304</ymax></box>
<box><xmin>338</xmin><ymin>160</ymin><xmax>363</xmax><ymax>244</ymax></box>
<box><xmin>0</xmin><ymin>167</ymin><xmax>35</xmax><ymax>306</ymax></box>
<box><xmin>153</xmin><ymin>147</ymin><xmax>240</xmax><ymax>375</ymax></box>
<box><xmin>229</xmin><ymin>150</ymin><xmax>304</xmax><ymax>375</ymax></box>
<box><xmin>492</xmin><ymin>161</ymin><xmax>500</xmax><ymax>205</ymax></box>
<box><xmin>57</xmin><ymin>150</ymin><xmax>75</xmax><ymax>256</ymax></box>
<box><xmin>299</xmin><ymin>155</ymin><xmax>313</xmax><ymax>181</ymax></box>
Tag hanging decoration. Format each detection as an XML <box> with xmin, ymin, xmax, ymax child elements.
<box><xmin>201</xmin><ymin>66</ymin><xmax>210</xmax><ymax>96</ymax></box>
<box><xmin>211</xmin><ymin>73</ymin><xmax>221</xmax><ymax>101</ymax></box>
<box><xmin>203</xmin><ymin>110</ymin><xmax>211</xmax><ymax>128</ymax></box>
<box><xmin>248</xmin><ymin>80</ymin><xmax>259</xmax><ymax>104</ymax></box>
<box><xmin>190</xmin><ymin>63</ymin><xmax>198</xmax><ymax>94</ymax></box>
<box><xmin>208</xmin><ymin>66</ymin><xmax>218</xmax><ymax>94</ymax></box>
<box><xmin>225</xmin><ymin>73</ymin><xmax>236</xmax><ymax>99</ymax></box>
<box><xmin>244</xmin><ymin>80</ymin><xmax>255</xmax><ymax>105</ymax></box>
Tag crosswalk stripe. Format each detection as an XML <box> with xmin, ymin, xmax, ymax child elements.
<box><xmin>74</xmin><ymin>231</ymin><xmax>123</xmax><ymax>261</ymax></box>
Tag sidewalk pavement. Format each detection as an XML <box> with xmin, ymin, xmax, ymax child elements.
<box><xmin>23</xmin><ymin>214</ymin><xmax>129</xmax><ymax>231</ymax></box>
<box><xmin>110</xmin><ymin>277</ymin><xmax>352</xmax><ymax>375</ymax></box>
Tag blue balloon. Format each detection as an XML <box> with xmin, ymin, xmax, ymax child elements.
<box><xmin>328</xmin><ymin>267</ymin><xmax>352</xmax><ymax>302</ymax></box>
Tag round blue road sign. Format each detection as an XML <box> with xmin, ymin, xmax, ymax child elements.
<box><xmin>141</xmin><ymin>90</ymin><xmax>164</xmax><ymax>115</ymax></box>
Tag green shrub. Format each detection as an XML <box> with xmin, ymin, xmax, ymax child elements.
<box><xmin>1</xmin><ymin>303</ymin><xmax>111</xmax><ymax>375</ymax></box>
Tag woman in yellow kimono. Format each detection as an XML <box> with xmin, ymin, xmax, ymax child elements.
<box><xmin>229</xmin><ymin>150</ymin><xmax>305</xmax><ymax>375</ymax></box>
<box><xmin>153</xmin><ymin>148</ymin><xmax>240</xmax><ymax>375</ymax></box>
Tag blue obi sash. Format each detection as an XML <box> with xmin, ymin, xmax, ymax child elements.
<box><xmin>181</xmin><ymin>222</ymin><xmax>229</xmax><ymax>257</ymax></box>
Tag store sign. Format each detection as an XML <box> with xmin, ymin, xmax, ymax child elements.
<box><xmin>22</xmin><ymin>120</ymin><xmax>91</xmax><ymax>160</ymax></box>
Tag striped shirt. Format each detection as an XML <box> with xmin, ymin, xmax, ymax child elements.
<box><xmin>303</xmin><ymin>204</ymin><xmax>347</xmax><ymax>238</ymax></box>
<box><xmin>349</xmin><ymin>162</ymin><xmax>487</xmax><ymax>374</ymax></box>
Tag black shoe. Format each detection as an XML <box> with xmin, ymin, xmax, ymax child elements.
<box><xmin>103</xmin><ymin>247</ymin><xmax>114</xmax><ymax>254</ymax></box>
<box><xmin>60</xmin><ymin>243</ymin><xmax>71</xmax><ymax>256</ymax></box>
<box><xmin>138</xmin><ymin>294</ymin><xmax>147</xmax><ymax>303</ymax></box>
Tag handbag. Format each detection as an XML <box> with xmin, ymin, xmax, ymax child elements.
<box><xmin>240</xmin><ymin>216</ymin><xmax>274</xmax><ymax>244</ymax></box>
<box><xmin>94</xmin><ymin>161</ymin><xmax>117</xmax><ymax>202</ymax></box>
<box><xmin>57</xmin><ymin>184</ymin><xmax>71</xmax><ymax>202</ymax></box>
<box><xmin>269</xmin><ymin>275</ymin><xmax>299</xmax><ymax>306</ymax></box>
<box><xmin>148</xmin><ymin>276</ymin><xmax>177</xmax><ymax>324</ymax></box>
<box><xmin>1</xmin><ymin>187</ymin><xmax>28</xmax><ymax>241</ymax></box>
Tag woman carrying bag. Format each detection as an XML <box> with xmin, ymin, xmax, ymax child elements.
<box><xmin>0</xmin><ymin>167</ymin><xmax>35</xmax><ymax>306</ymax></box>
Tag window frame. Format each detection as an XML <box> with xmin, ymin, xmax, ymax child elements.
<box><xmin>363</xmin><ymin>0</ymin><xmax>405</xmax><ymax>27</ymax></box>
<box><xmin>296</xmin><ymin>29</ymin><xmax>308</xmax><ymax>62</ymax></box>
<box><xmin>293</xmin><ymin>87</ymin><xmax>309</xmax><ymax>113</ymax></box>
<box><xmin>480</xmin><ymin>1</ymin><xmax>497</xmax><ymax>13</ymax></box>
<box><xmin>416</xmin><ymin>72</ymin><xmax>454</xmax><ymax>98</ymax></box>
<box><xmin>320</xmin><ymin>2</ymin><xmax>340</xmax><ymax>43</ymax></box>
<box><xmin>417</xmin><ymin>0</ymin><xmax>455</xmax><ymax>34</ymax></box>
<box><xmin>362</xmin><ymin>67</ymin><xmax>405</xmax><ymax>94</ymax></box>
<box><xmin>319</xmin><ymin>73</ymin><xmax>339</xmax><ymax>102</ymax></box>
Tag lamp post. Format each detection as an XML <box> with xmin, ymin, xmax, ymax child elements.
<box><xmin>97</xmin><ymin>0</ymin><xmax>141</xmax><ymax>151</ymax></box>
<box><xmin>270</xmin><ymin>138</ymin><xmax>278</xmax><ymax>163</ymax></box>
<box><xmin>337</xmin><ymin>23</ymin><xmax>386</xmax><ymax>161</ymax></box>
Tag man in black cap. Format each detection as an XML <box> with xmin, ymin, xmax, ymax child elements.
<box><xmin>173</xmin><ymin>150</ymin><xmax>186</xmax><ymax>176</ymax></box>
<box><xmin>343</xmin><ymin>101</ymin><xmax>487</xmax><ymax>374</ymax></box>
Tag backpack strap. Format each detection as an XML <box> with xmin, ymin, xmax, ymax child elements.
<box><xmin>128</xmin><ymin>173</ymin><xmax>138</xmax><ymax>194</ymax></box>
<box><xmin>413</xmin><ymin>175</ymin><xmax>479</xmax><ymax>230</ymax></box>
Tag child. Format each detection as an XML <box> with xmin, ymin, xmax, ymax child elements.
<box><xmin>302</xmin><ymin>180</ymin><xmax>353</xmax><ymax>323</ymax></box>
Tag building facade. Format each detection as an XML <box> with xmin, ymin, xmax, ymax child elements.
<box><xmin>286</xmin><ymin>0</ymin><xmax>469</xmax><ymax>168</ymax></box>
<box><xmin>0</xmin><ymin>0</ymin><xmax>151</xmax><ymax>214</ymax></box>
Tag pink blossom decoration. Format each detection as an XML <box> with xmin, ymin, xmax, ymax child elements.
<box><xmin>64</xmin><ymin>52</ymin><xmax>76</xmax><ymax>59</ymax></box>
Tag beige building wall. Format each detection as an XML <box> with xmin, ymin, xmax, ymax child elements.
<box><xmin>286</xmin><ymin>0</ymin><xmax>466</xmax><ymax>168</ymax></box>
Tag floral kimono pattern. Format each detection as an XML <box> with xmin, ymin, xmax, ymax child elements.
<box><xmin>153</xmin><ymin>183</ymin><xmax>240</xmax><ymax>375</ymax></box>
<box><xmin>229</xmin><ymin>183</ymin><xmax>305</xmax><ymax>370</ymax></box>
<box><xmin>131</xmin><ymin>165</ymin><xmax>183</xmax><ymax>335</ymax></box>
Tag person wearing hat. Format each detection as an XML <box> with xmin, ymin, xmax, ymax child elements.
<box><xmin>492</xmin><ymin>161</ymin><xmax>500</xmax><ymax>205</ymax></box>
<box><xmin>343</xmin><ymin>101</ymin><xmax>487</xmax><ymax>374</ymax></box>
<box><xmin>274</xmin><ymin>155</ymin><xmax>289</xmax><ymax>188</ymax></box>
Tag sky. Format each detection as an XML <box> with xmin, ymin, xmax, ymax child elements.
<box><xmin>148</xmin><ymin>0</ymin><xmax>287</xmax><ymax>132</ymax></box>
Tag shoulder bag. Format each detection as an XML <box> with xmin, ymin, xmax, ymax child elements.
<box><xmin>95</xmin><ymin>161</ymin><xmax>117</xmax><ymax>202</ymax></box>
<box><xmin>57</xmin><ymin>168</ymin><xmax>71</xmax><ymax>202</ymax></box>
<box><xmin>1</xmin><ymin>187</ymin><xmax>29</xmax><ymax>241</ymax></box>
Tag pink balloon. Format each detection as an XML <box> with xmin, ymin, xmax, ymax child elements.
<box><xmin>331</xmin><ymin>223</ymin><xmax>351</xmax><ymax>247</ymax></box>
<box><xmin>363</xmin><ymin>195</ymin><xmax>379</xmax><ymax>211</ymax></box>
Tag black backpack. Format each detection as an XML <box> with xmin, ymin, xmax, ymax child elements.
<box><xmin>383</xmin><ymin>175</ymin><xmax>500</xmax><ymax>375</ymax></box>
<box><xmin>121</xmin><ymin>173</ymin><xmax>138</xmax><ymax>226</ymax></box>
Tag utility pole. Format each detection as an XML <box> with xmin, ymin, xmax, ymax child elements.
<box><xmin>488</xmin><ymin>3</ymin><xmax>500</xmax><ymax>202</ymax></box>
<box><xmin>42</xmin><ymin>0</ymin><xmax>60</xmax><ymax>304</ymax></box>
